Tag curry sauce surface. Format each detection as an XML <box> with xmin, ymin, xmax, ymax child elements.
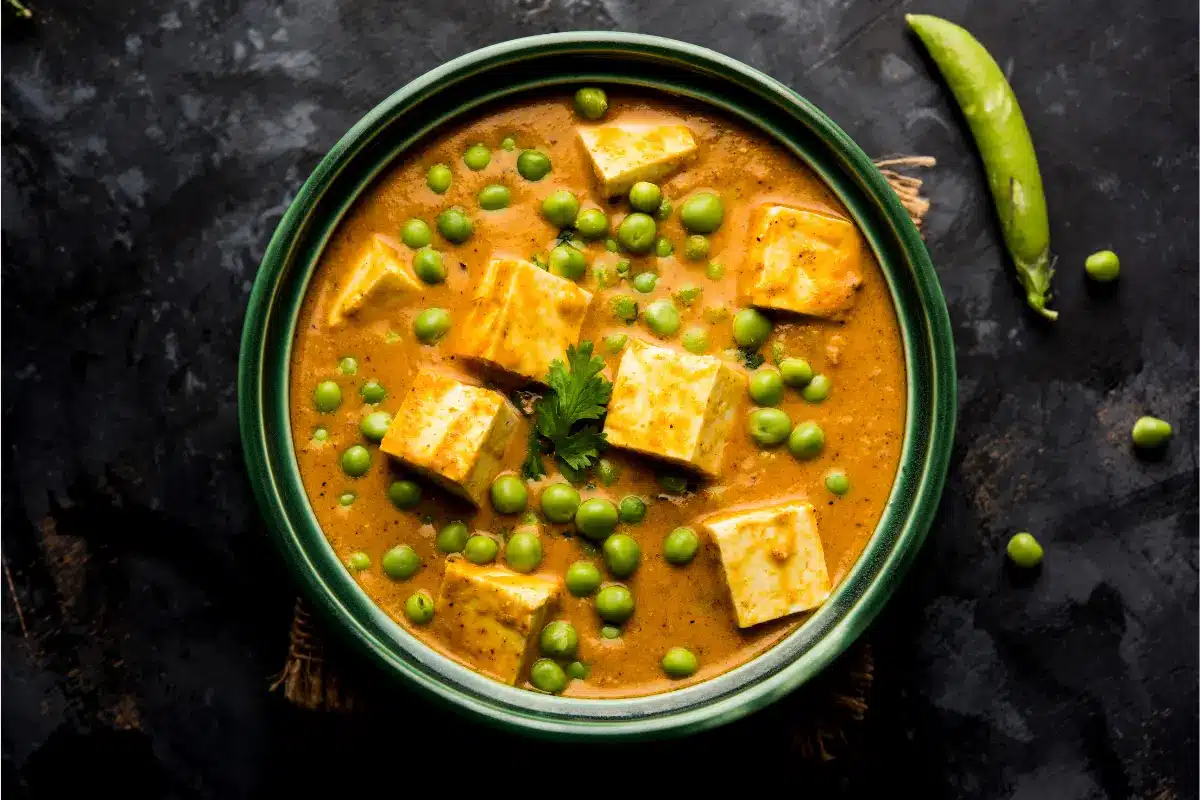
<box><xmin>289</xmin><ymin>93</ymin><xmax>906</xmax><ymax>698</ymax></box>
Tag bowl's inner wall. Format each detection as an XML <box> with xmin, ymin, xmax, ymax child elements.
<box><xmin>244</xmin><ymin>38</ymin><xmax>953</xmax><ymax>737</ymax></box>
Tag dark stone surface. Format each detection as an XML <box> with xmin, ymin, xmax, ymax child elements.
<box><xmin>2</xmin><ymin>0</ymin><xmax>1196</xmax><ymax>797</ymax></box>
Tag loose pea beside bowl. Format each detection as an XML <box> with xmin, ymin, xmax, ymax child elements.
<box><xmin>241</xmin><ymin>32</ymin><xmax>955</xmax><ymax>741</ymax></box>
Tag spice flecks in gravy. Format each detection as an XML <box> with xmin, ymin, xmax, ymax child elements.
<box><xmin>289</xmin><ymin>93</ymin><xmax>906</xmax><ymax>698</ymax></box>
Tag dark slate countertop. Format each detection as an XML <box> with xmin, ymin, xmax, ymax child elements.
<box><xmin>3</xmin><ymin>1</ymin><xmax>1196</xmax><ymax>797</ymax></box>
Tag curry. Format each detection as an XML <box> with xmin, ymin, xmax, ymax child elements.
<box><xmin>288</xmin><ymin>89</ymin><xmax>906</xmax><ymax>698</ymax></box>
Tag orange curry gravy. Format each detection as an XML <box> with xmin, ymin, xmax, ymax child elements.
<box><xmin>289</xmin><ymin>92</ymin><xmax>906</xmax><ymax>698</ymax></box>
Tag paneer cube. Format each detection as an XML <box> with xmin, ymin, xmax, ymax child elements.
<box><xmin>577</xmin><ymin>124</ymin><xmax>697</xmax><ymax>197</ymax></box>
<box><xmin>739</xmin><ymin>205</ymin><xmax>864</xmax><ymax>319</ymax></box>
<box><xmin>327</xmin><ymin>236</ymin><xmax>422</xmax><ymax>327</ymax></box>
<box><xmin>602</xmin><ymin>339</ymin><xmax>744</xmax><ymax>477</ymax></box>
<box><xmin>435</xmin><ymin>558</ymin><xmax>561</xmax><ymax>685</ymax></box>
<box><xmin>380</xmin><ymin>369</ymin><xmax>519</xmax><ymax>506</ymax></box>
<box><xmin>701</xmin><ymin>500</ymin><xmax>831</xmax><ymax>628</ymax></box>
<box><xmin>451</xmin><ymin>257</ymin><xmax>593</xmax><ymax>384</ymax></box>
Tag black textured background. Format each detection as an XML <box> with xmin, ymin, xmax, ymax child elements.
<box><xmin>2</xmin><ymin>1</ymin><xmax>1197</xmax><ymax>797</ymax></box>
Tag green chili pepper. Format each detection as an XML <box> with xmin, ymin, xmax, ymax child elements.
<box><xmin>908</xmin><ymin>14</ymin><xmax>1057</xmax><ymax>320</ymax></box>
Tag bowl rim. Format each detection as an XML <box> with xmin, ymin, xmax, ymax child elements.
<box><xmin>239</xmin><ymin>31</ymin><xmax>956</xmax><ymax>739</ymax></box>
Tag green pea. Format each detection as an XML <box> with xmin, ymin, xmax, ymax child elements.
<box><xmin>684</xmin><ymin>235</ymin><xmax>710</xmax><ymax>261</ymax></box>
<box><xmin>566</xmin><ymin>661</ymin><xmax>589</xmax><ymax>680</ymax></box>
<box><xmin>603</xmin><ymin>333</ymin><xmax>629</xmax><ymax>355</ymax></box>
<box><xmin>610</xmin><ymin>294</ymin><xmax>638</xmax><ymax>322</ymax></box>
<box><xmin>657</xmin><ymin>473</ymin><xmax>689</xmax><ymax>494</ymax></box>
<box><xmin>436</xmin><ymin>521</ymin><xmax>470</xmax><ymax>553</ymax></box>
<box><xmin>387</xmin><ymin>480</ymin><xmax>422</xmax><ymax>509</ymax></box>
<box><xmin>412</xmin><ymin>247</ymin><xmax>447</xmax><ymax>284</ymax></box>
<box><xmin>401</xmin><ymin>218</ymin><xmax>432</xmax><ymax>249</ymax></box>
<box><xmin>565</xmin><ymin>561</ymin><xmax>603</xmax><ymax>597</ymax></box>
<box><xmin>643</xmin><ymin>299</ymin><xmax>681</xmax><ymax>338</ymax></box>
<box><xmin>500</xmin><ymin>136</ymin><xmax>516</xmax><ymax>152</ymax></box>
<box><xmin>463</xmin><ymin>143</ymin><xmax>491</xmax><ymax>171</ymax></box>
<box><xmin>825</xmin><ymin>469</ymin><xmax>850</xmax><ymax>495</ymax></box>
<box><xmin>626</xmin><ymin>181</ymin><xmax>662</xmax><ymax>213</ymax></box>
<box><xmin>780</xmin><ymin>357</ymin><xmax>814</xmax><ymax>387</ymax></box>
<box><xmin>596</xmin><ymin>458</ymin><xmax>619</xmax><ymax>486</ymax></box>
<box><xmin>802</xmin><ymin>374</ymin><xmax>832</xmax><ymax>403</ymax></box>
<box><xmin>680</xmin><ymin>192</ymin><xmax>724</xmax><ymax>234</ymax></box>
<box><xmin>490</xmin><ymin>474</ymin><xmax>528</xmax><ymax>514</ymax></box>
<box><xmin>663</xmin><ymin>527</ymin><xmax>700</xmax><ymax>565</ymax></box>
<box><xmin>341</xmin><ymin>445</ymin><xmax>371</xmax><ymax>477</ymax></box>
<box><xmin>464</xmin><ymin>534</ymin><xmax>499</xmax><ymax>564</ymax></box>
<box><xmin>426</xmin><ymin>163</ymin><xmax>452</xmax><ymax>194</ymax></box>
<box><xmin>530</xmin><ymin>658</ymin><xmax>568</xmax><ymax>694</ymax></box>
<box><xmin>788</xmin><ymin>421</ymin><xmax>825</xmax><ymax>460</ymax></box>
<box><xmin>594</xmin><ymin>584</ymin><xmax>634</xmax><ymax>624</ymax></box>
<box><xmin>600</xmin><ymin>625</ymin><xmax>621</xmax><ymax>640</ymax></box>
<box><xmin>346</xmin><ymin>551</ymin><xmax>370</xmax><ymax>571</ymax></box>
<box><xmin>661</xmin><ymin>647</ymin><xmax>698</xmax><ymax>678</ymax></box>
<box><xmin>606</xmin><ymin>238</ymin><xmax>619</xmax><ymax>253</ymax></box>
<box><xmin>617</xmin><ymin>212</ymin><xmax>657</xmax><ymax>254</ymax></box>
<box><xmin>548</xmin><ymin>244</ymin><xmax>587</xmax><ymax>280</ymax></box>
<box><xmin>540</xmin><ymin>483</ymin><xmax>581</xmax><ymax>523</ymax></box>
<box><xmin>603</xmin><ymin>533</ymin><xmax>641</xmax><ymax>578</ymax></box>
<box><xmin>404</xmin><ymin>590</ymin><xmax>435</xmax><ymax>624</ymax></box>
<box><xmin>541</xmin><ymin>190</ymin><xmax>580</xmax><ymax>229</ymax></box>
<box><xmin>575</xmin><ymin>208</ymin><xmax>609</xmax><ymax>239</ymax></box>
<box><xmin>381</xmin><ymin>545</ymin><xmax>420</xmax><ymax>580</ymax></box>
<box><xmin>505</xmin><ymin>531</ymin><xmax>543</xmax><ymax>573</ymax></box>
<box><xmin>540</xmin><ymin>620</ymin><xmax>579</xmax><ymax>659</ymax></box>
<box><xmin>1132</xmin><ymin>416</ymin><xmax>1172</xmax><ymax>448</ymax></box>
<box><xmin>413</xmin><ymin>308</ymin><xmax>452</xmax><ymax>344</ymax></box>
<box><xmin>681</xmin><ymin>326</ymin><xmax>709</xmax><ymax>355</ymax></box>
<box><xmin>517</xmin><ymin>149</ymin><xmax>551</xmax><ymax>181</ymax></box>
<box><xmin>654</xmin><ymin>197</ymin><xmax>673</xmax><ymax>221</ymax></box>
<box><xmin>618</xmin><ymin>495</ymin><xmax>647</xmax><ymax>524</ymax></box>
<box><xmin>359</xmin><ymin>411</ymin><xmax>392</xmax><ymax>442</ymax></box>
<box><xmin>360</xmin><ymin>380</ymin><xmax>386</xmax><ymax>405</ymax></box>
<box><xmin>573</xmin><ymin>86</ymin><xmax>609</xmax><ymax>120</ymax></box>
<box><xmin>575</xmin><ymin>497</ymin><xmax>619</xmax><ymax>541</ymax></box>
<box><xmin>1006</xmin><ymin>532</ymin><xmax>1043</xmax><ymax>568</ymax></box>
<box><xmin>436</xmin><ymin>207</ymin><xmax>473</xmax><ymax>244</ymax></box>
<box><xmin>748</xmin><ymin>368</ymin><xmax>784</xmax><ymax>406</ymax></box>
<box><xmin>705</xmin><ymin>261</ymin><xmax>726</xmax><ymax>280</ymax></box>
<box><xmin>674</xmin><ymin>285</ymin><xmax>703</xmax><ymax>307</ymax></box>
<box><xmin>338</xmin><ymin>491</ymin><xmax>356</xmax><ymax>507</ymax></box>
<box><xmin>312</xmin><ymin>427</ymin><xmax>329</xmax><ymax>442</ymax></box>
<box><xmin>748</xmin><ymin>408</ymin><xmax>792</xmax><ymax>448</ymax></box>
<box><xmin>615</xmin><ymin>259</ymin><xmax>631</xmax><ymax>276</ymax></box>
<box><xmin>632</xmin><ymin>272</ymin><xmax>658</xmax><ymax>293</ymax></box>
<box><xmin>313</xmin><ymin>380</ymin><xmax>342</xmax><ymax>413</ymax></box>
<box><xmin>1084</xmin><ymin>250</ymin><xmax>1120</xmax><ymax>282</ymax></box>
<box><xmin>654</xmin><ymin>237</ymin><xmax>674</xmax><ymax>258</ymax></box>
<box><xmin>338</xmin><ymin>356</ymin><xmax>359</xmax><ymax>375</ymax></box>
<box><xmin>478</xmin><ymin>184</ymin><xmax>511</xmax><ymax>211</ymax></box>
<box><xmin>732</xmin><ymin>308</ymin><xmax>773</xmax><ymax>348</ymax></box>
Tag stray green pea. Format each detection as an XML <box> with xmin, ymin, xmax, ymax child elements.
<box><xmin>1006</xmin><ymin>532</ymin><xmax>1044</xmax><ymax>568</ymax></box>
<box><xmin>1131</xmin><ymin>416</ymin><xmax>1172</xmax><ymax>448</ymax></box>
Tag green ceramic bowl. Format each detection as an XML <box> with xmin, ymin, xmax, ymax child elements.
<box><xmin>239</xmin><ymin>32</ymin><xmax>955</xmax><ymax>739</ymax></box>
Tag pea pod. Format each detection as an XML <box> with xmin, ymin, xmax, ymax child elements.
<box><xmin>908</xmin><ymin>14</ymin><xmax>1057</xmax><ymax>320</ymax></box>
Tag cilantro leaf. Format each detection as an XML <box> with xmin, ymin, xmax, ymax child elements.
<box><xmin>554</xmin><ymin>426</ymin><xmax>607</xmax><ymax>471</ymax></box>
<box><xmin>524</xmin><ymin>341</ymin><xmax>613</xmax><ymax>475</ymax></box>
<box><xmin>521</xmin><ymin>422</ymin><xmax>547</xmax><ymax>480</ymax></box>
<box><xmin>740</xmin><ymin>347</ymin><xmax>766</xmax><ymax>369</ymax></box>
